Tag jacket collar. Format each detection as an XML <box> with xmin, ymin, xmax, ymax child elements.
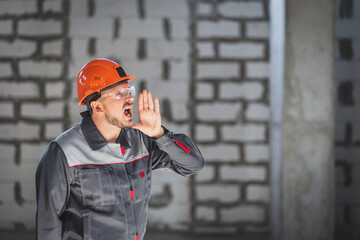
<box><xmin>80</xmin><ymin>111</ymin><xmax>131</xmax><ymax>151</ymax></box>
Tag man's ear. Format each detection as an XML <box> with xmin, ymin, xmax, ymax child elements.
<box><xmin>91</xmin><ymin>101</ymin><xmax>103</xmax><ymax>113</ymax></box>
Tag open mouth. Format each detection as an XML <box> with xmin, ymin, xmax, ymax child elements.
<box><xmin>124</xmin><ymin>108</ymin><xmax>132</xmax><ymax>118</ymax></box>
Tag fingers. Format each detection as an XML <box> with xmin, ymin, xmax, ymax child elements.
<box><xmin>154</xmin><ymin>97</ymin><xmax>160</xmax><ymax>114</ymax></box>
<box><xmin>143</xmin><ymin>90</ymin><xmax>148</xmax><ymax>109</ymax></box>
<box><xmin>147</xmin><ymin>91</ymin><xmax>154</xmax><ymax>110</ymax></box>
<box><xmin>138</xmin><ymin>91</ymin><xmax>144</xmax><ymax>110</ymax></box>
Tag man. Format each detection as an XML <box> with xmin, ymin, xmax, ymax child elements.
<box><xmin>36</xmin><ymin>58</ymin><xmax>204</xmax><ymax>240</ymax></box>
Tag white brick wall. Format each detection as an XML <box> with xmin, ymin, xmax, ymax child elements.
<box><xmin>246</xmin><ymin>21</ymin><xmax>269</xmax><ymax>39</ymax></box>
<box><xmin>199</xmin><ymin>144</ymin><xmax>240</xmax><ymax>162</ymax></box>
<box><xmin>197</xmin><ymin>42</ymin><xmax>215</xmax><ymax>58</ymax></box>
<box><xmin>45</xmin><ymin>122</ymin><xmax>63</xmax><ymax>140</ymax></box>
<box><xmin>0</xmin><ymin>63</ymin><xmax>12</xmax><ymax>77</ymax></box>
<box><xmin>220</xmin><ymin>82</ymin><xmax>264</xmax><ymax>100</ymax></box>
<box><xmin>196</xmin><ymin>62</ymin><xmax>240</xmax><ymax>79</ymax></box>
<box><xmin>0</xmin><ymin>20</ymin><xmax>12</xmax><ymax>34</ymax></box>
<box><xmin>195</xmin><ymin>124</ymin><xmax>216</xmax><ymax>141</ymax></box>
<box><xmin>246</xmin><ymin>185</ymin><xmax>270</xmax><ymax>202</ymax></box>
<box><xmin>0</xmin><ymin>102</ymin><xmax>14</xmax><ymax>118</ymax></box>
<box><xmin>70</xmin><ymin>18</ymin><xmax>113</xmax><ymax>38</ymax></box>
<box><xmin>19</xmin><ymin>60</ymin><xmax>63</xmax><ymax>78</ymax></box>
<box><xmin>146</xmin><ymin>0</ymin><xmax>188</xmax><ymax>18</ymax></box>
<box><xmin>196</xmin><ymin>206</ymin><xmax>216</xmax><ymax>221</ymax></box>
<box><xmin>219</xmin><ymin>42</ymin><xmax>265</xmax><ymax>59</ymax></box>
<box><xmin>244</xmin><ymin>144</ymin><xmax>270</xmax><ymax>163</ymax></box>
<box><xmin>0</xmin><ymin>40</ymin><xmax>36</xmax><ymax>57</ymax></box>
<box><xmin>18</xmin><ymin>20</ymin><xmax>62</xmax><ymax>36</ymax></box>
<box><xmin>197</xmin><ymin>184</ymin><xmax>240</xmax><ymax>203</ymax></box>
<box><xmin>246</xmin><ymin>62</ymin><xmax>270</xmax><ymax>78</ymax></box>
<box><xmin>0</xmin><ymin>123</ymin><xmax>40</xmax><ymax>140</ymax></box>
<box><xmin>195</xmin><ymin>164</ymin><xmax>215</xmax><ymax>182</ymax></box>
<box><xmin>0</xmin><ymin>144</ymin><xmax>16</xmax><ymax>161</ymax></box>
<box><xmin>120</xmin><ymin>19</ymin><xmax>163</xmax><ymax>39</ymax></box>
<box><xmin>196</xmin><ymin>83</ymin><xmax>214</xmax><ymax>100</ymax></box>
<box><xmin>43</xmin><ymin>40</ymin><xmax>63</xmax><ymax>56</ymax></box>
<box><xmin>43</xmin><ymin>0</ymin><xmax>62</xmax><ymax>13</ymax></box>
<box><xmin>45</xmin><ymin>82</ymin><xmax>65</xmax><ymax>98</ymax></box>
<box><xmin>0</xmin><ymin>0</ymin><xmax>37</xmax><ymax>15</ymax></box>
<box><xmin>196</xmin><ymin>102</ymin><xmax>242</xmax><ymax>121</ymax></box>
<box><xmin>197</xmin><ymin>20</ymin><xmax>240</xmax><ymax>38</ymax></box>
<box><xmin>246</xmin><ymin>103</ymin><xmax>270</xmax><ymax>121</ymax></box>
<box><xmin>21</xmin><ymin>102</ymin><xmax>64</xmax><ymax>119</ymax></box>
<box><xmin>94</xmin><ymin>0</ymin><xmax>137</xmax><ymax>17</ymax></box>
<box><xmin>220</xmin><ymin>165</ymin><xmax>266</xmax><ymax>181</ymax></box>
<box><xmin>20</xmin><ymin>143</ymin><xmax>48</xmax><ymax>163</ymax></box>
<box><xmin>222</xmin><ymin>124</ymin><xmax>266</xmax><ymax>142</ymax></box>
<box><xmin>0</xmin><ymin>82</ymin><xmax>39</xmax><ymax>98</ymax></box>
<box><xmin>218</xmin><ymin>2</ymin><xmax>264</xmax><ymax>18</ymax></box>
<box><xmin>220</xmin><ymin>205</ymin><xmax>265</xmax><ymax>222</ymax></box>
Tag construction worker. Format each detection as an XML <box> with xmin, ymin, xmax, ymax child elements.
<box><xmin>35</xmin><ymin>58</ymin><xmax>204</xmax><ymax>240</ymax></box>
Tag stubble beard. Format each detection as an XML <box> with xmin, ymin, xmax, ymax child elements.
<box><xmin>104</xmin><ymin>112</ymin><xmax>132</xmax><ymax>129</ymax></box>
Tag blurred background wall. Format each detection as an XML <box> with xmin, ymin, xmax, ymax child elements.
<box><xmin>0</xmin><ymin>0</ymin><xmax>357</xmax><ymax>240</ymax></box>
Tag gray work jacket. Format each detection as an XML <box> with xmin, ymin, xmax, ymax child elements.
<box><xmin>35</xmin><ymin>112</ymin><xmax>204</xmax><ymax>240</ymax></box>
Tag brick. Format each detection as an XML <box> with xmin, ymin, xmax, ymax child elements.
<box><xmin>147</xmin><ymin>0</ymin><xmax>188</xmax><ymax>17</ymax></box>
<box><xmin>246</xmin><ymin>103</ymin><xmax>270</xmax><ymax>121</ymax></box>
<box><xmin>97</xmin><ymin>39</ymin><xmax>137</xmax><ymax>59</ymax></box>
<box><xmin>246</xmin><ymin>62</ymin><xmax>270</xmax><ymax>78</ymax></box>
<box><xmin>71</xmin><ymin>39</ymin><xmax>90</xmax><ymax>57</ymax></box>
<box><xmin>122</xmin><ymin>60</ymin><xmax>162</xmax><ymax>79</ymax></box>
<box><xmin>0</xmin><ymin>102</ymin><xmax>14</xmax><ymax>118</ymax></box>
<box><xmin>70</xmin><ymin>18</ymin><xmax>113</xmax><ymax>37</ymax></box>
<box><xmin>196</xmin><ymin>82</ymin><xmax>214</xmax><ymax>100</ymax></box>
<box><xmin>246</xmin><ymin>21</ymin><xmax>269</xmax><ymax>39</ymax></box>
<box><xmin>0</xmin><ymin>184</ymin><xmax>14</xmax><ymax>202</ymax></box>
<box><xmin>0</xmin><ymin>122</ymin><xmax>39</xmax><ymax>140</ymax></box>
<box><xmin>195</xmin><ymin>164</ymin><xmax>215</xmax><ymax>182</ymax></box>
<box><xmin>43</xmin><ymin>0</ymin><xmax>62</xmax><ymax>13</ymax></box>
<box><xmin>195</xmin><ymin>124</ymin><xmax>216</xmax><ymax>141</ymax></box>
<box><xmin>336</xmin><ymin>20</ymin><xmax>360</xmax><ymax>38</ymax></box>
<box><xmin>0</xmin><ymin>144</ymin><xmax>16</xmax><ymax>161</ymax></box>
<box><xmin>70</xmin><ymin>0</ymin><xmax>87</xmax><ymax>16</ymax></box>
<box><xmin>194</xmin><ymin>226</ymin><xmax>237</xmax><ymax>234</ymax></box>
<box><xmin>196</xmin><ymin>206</ymin><xmax>216</xmax><ymax>221</ymax></box>
<box><xmin>171</xmin><ymin>19</ymin><xmax>189</xmax><ymax>39</ymax></box>
<box><xmin>197</xmin><ymin>102</ymin><xmax>242</xmax><ymax>121</ymax></box>
<box><xmin>219</xmin><ymin>42</ymin><xmax>265</xmax><ymax>59</ymax></box>
<box><xmin>147</xmin><ymin>40</ymin><xmax>189</xmax><ymax>59</ymax></box>
<box><xmin>198</xmin><ymin>3</ymin><xmax>213</xmax><ymax>16</ymax></box>
<box><xmin>198</xmin><ymin>144</ymin><xmax>240</xmax><ymax>162</ymax></box>
<box><xmin>0</xmin><ymin>0</ymin><xmax>37</xmax><ymax>15</ymax></box>
<box><xmin>197</xmin><ymin>62</ymin><xmax>240</xmax><ymax>79</ymax></box>
<box><xmin>120</xmin><ymin>19</ymin><xmax>163</xmax><ymax>39</ymax></box>
<box><xmin>246</xmin><ymin>185</ymin><xmax>270</xmax><ymax>202</ymax></box>
<box><xmin>43</xmin><ymin>40</ymin><xmax>63</xmax><ymax>56</ymax></box>
<box><xmin>336</xmin><ymin>62</ymin><xmax>360</xmax><ymax>80</ymax></box>
<box><xmin>197</xmin><ymin>20</ymin><xmax>240</xmax><ymax>38</ymax></box>
<box><xmin>0</xmin><ymin>204</ymin><xmax>36</xmax><ymax>224</ymax></box>
<box><xmin>0</xmin><ymin>40</ymin><xmax>36</xmax><ymax>57</ymax></box>
<box><xmin>19</xmin><ymin>60</ymin><xmax>62</xmax><ymax>78</ymax></box>
<box><xmin>197</xmin><ymin>184</ymin><xmax>240</xmax><ymax>203</ymax></box>
<box><xmin>197</xmin><ymin>42</ymin><xmax>215</xmax><ymax>58</ymax></box>
<box><xmin>219</xmin><ymin>82</ymin><xmax>264</xmax><ymax>100</ymax></box>
<box><xmin>0</xmin><ymin>62</ymin><xmax>12</xmax><ymax>77</ymax></box>
<box><xmin>0</xmin><ymin>20</ymin><xmax>12</xmax><ymax>34</ymax></box>
<box><xmin>244</xmin><ymin>144</ymin><xmax>270</xmax><ymax>163</ymax></box>
<box><xmin>21</xmin><ymin>102</ymin><xmax>64</xmax><ymax>119</ymax></box>
<box><xmin>0</xmin><ymin>82</ymin><xmax>39</xmax><ymax>98</ymax></box>
<box><xmin>222</xmin><ymin>124</ymin><xmax>266</xmax><ymax>142</ymax></box>
<box><xmin>94</xmin><ymin>0</ymin><xmax>137</xmax><ymax>17</ymax></box>
<box><xmin>220</xmin><ymin>165</ymin><xmax>266</xmax><ymax>181</ymax></box>
<box><xmin>18</xmin><ymin>19</ymin><xmax>62</xmax><ymax>36</ymax></box>
<box><xmin>221</xmin><ymin>205</ymin><xmax>265</xmax><ymax>222</ymax></box>
<box><xmin>45</xmin><ymin>122</ymin><xmax>63</xmax><ymax>139</ymax></box>
<box><xmin>20</xmin><ymin>143</ymin><xmax>48</xmax><ymax>164</ymax></box>
<box><xmin>169</xmin><ymin>60</ymin><xmax>190</xmax><ymax>80</ymax></box>
<box><xmin>171</xmin><ymin>101</ymin><xmax>189</xmax><ymax>121</ymax></box>
<box><xmin>45</xmin><ymin>82</ymin><xmax>65</xmax><ymax>98</ymax></box>
<box><xmin>219</xmin><ymin>2</ymin><xmax>264</xmax><ymax>18</ymax></box>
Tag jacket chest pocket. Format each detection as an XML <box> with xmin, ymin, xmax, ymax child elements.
<box><xmin>125</xmin><ymin>159</ymin><xmax>149</xmax><ymax>203</ymax></box>
<box><xmin>79</xmin><ymin>168</ymin><xmax>116</xmax><ymax>207</ymax></box>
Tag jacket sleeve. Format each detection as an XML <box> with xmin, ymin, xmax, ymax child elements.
<box><xmin>35</xmin><ymin>141</ymin><xmax>70</xmax><ymax>240</ymax></box>
<box><xmin>146</xmin><ymin>127</ymin><xmax>204</xmax><ymax>176</ymax></box>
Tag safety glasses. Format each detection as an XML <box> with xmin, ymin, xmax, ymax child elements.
<box><xmin>101</xmin><ymin>85</ymin><xmax>136</xmax><ymax>100</ymax></box>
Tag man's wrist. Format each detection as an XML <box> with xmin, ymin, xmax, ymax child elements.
<box><xmin>152</xmin><ymin>127</ymin><xmax>165</xmax><ymax>139</ymax></box>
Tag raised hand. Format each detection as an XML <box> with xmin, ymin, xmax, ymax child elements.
<box><xmin>132</xmin><ymin>89</ymin><xmax>165</xmax><ymax>139</ymax></box>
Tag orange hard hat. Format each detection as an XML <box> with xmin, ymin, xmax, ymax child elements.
<box><xmin>77</xmin><ymin>58</ymin><xmax>136</xmax><ymax>105</ymax></box>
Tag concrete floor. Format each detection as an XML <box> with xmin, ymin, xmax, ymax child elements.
<box><xmin>0</xmin><ymin>231</ymin><xmax>268</xmax><ymax>240</ymax></box>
